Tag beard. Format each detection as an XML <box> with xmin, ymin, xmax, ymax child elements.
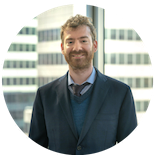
<box><xmin>63</xmin><ymin>49</ymin><xmax>94</xmax><ymax>70</ymax></box>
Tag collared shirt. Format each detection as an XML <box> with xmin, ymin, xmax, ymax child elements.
<box><xmin>68</xmin><ymin>67</ymin><xmax>96</xmax><ymax>96</ymax></box>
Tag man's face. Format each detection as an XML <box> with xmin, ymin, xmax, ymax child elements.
<box><xmin>61</xmin><ymin>25</ymin><xmax>97</xmax><ymax>70</ymax></box>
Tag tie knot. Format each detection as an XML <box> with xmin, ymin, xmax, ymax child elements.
<box><xmin>71</xmin><ymin>82</ymin><xmax>89</xmax><ymax>96</ymax></box>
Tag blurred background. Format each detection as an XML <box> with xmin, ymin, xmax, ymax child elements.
<box><xmin>2</xmin><ymin>4</ymin><xmax>153</xmax><ymax>135</ymax></box>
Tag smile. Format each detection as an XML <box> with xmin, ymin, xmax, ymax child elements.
<box><xmin>72</xmin><ymin>54</ymin><xmax>84</xmax><ymax>58</ymax></box>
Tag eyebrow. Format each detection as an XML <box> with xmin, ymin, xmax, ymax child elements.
<box><xmin>66</xmin><ymin>36</ymin><xmax>89</xmax><ymax>41</ymax></box>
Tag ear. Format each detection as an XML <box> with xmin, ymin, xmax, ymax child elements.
<box><xmin>61</xmin><ymin>43</ymin><xmax>64</xmax><ymax>55</ymax></box>
<box><xmin>93</xmin><ymin>40</ymin><xmax>98</xmax><ymax>53</ymax></box>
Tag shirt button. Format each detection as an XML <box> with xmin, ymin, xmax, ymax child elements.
<box><xmin>77</xmin><ymin>146</ymin><xmax>82</xmax><ymax>151</ymax></box>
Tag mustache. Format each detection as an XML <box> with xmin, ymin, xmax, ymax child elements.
<box><xmin>70</xmin><ymin>50</ymin><xmax>87</xmax><ymax>55</ymax></box>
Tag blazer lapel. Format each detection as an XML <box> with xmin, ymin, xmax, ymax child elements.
<box><xmin>56</xmin><ymin>73</ymin><xmax>78</xmax><ymax>140</ymax></box>
<box><xmin>78</xmin><ymin>69</ymin><xmax>112</xmax><ymax>145</ymax></box>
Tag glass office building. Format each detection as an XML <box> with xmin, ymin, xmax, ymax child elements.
<box><xmin>2</xmin><ymin>18</ymin><xmax>38</xmax><ymax>132</ymax></box>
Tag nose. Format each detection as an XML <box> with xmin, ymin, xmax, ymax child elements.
<box><xmin>73</xmin><ymin>40</ymin><xmax>82</xmax><ymax>52</ymax></box>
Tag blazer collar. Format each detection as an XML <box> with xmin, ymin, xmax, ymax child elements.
<box><xmin>56</xmin><ymin>68</ymin><xmax>111</xmax><ymax>143</ymax></box>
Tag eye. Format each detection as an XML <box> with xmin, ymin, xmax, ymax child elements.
<box><xmin>82</xmin><ymin>40</ymin><xmax>87</xmax><ymax>43</ymax></box>
<box><xmin>68</xmin><ymin>41</ymin><xmax>72</xmax><ymax>44</ymax></box>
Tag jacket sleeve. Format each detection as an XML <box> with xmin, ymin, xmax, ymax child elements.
<box><xmin>116</xmin><ymin>86</ymin><xmax>137</xmax><ymax>143</ymax></box>
<box><xmin>29</xmin><ymin>88</ymin><xmax>48</xmax><ymax>148</ymax></box>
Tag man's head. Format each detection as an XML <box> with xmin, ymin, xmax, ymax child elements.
<box><xmin>61</xmin><ymin>14</ymin><xmax>97</xmax><ymax>71</ymax></box>
<box><xmin>61</xmin><ymin>14</ymin><xmax>97</xmax><ymax>44</ymax></box>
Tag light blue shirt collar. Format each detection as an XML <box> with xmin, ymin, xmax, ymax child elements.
<box><xmin>68</xmin><ymin>67</ymin><xmax>96</xmax><ymax>86</ymax></box>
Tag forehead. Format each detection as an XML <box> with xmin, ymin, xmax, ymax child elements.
<box><xmin>64</xmin><ymin>25</ymin><xmax>91</xmax><ymax>39</ymax></box>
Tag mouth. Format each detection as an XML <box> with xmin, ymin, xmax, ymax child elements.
<box><xmin>72</xmin><ymin>53</ymin><xmax>84</xmax><ymax>58</ymax></box>
<box><xmin>72</xmin><ymin>54</ymin><xmax>85</xmax><ymax>59</ymax></box>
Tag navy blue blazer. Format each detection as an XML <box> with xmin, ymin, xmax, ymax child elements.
<box><xmin>29</xmin><ymin>68</ymin><xmax>137</xmax><ymax>154</ymax></box>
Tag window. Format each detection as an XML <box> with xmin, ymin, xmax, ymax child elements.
<box><xmin>22</xmin><ymin>44</ymin><xmax>26</xmax><ymax>51</ymax></box>
<box><xmin>19</xmin><ymin>44</ymin><xmax>23</xmax><ymax>51</ymax></box>
<box><xmin>57</xmin><ymin>29</ymin><xmax>61</xmax><ymax>40</ymax></box>
<box><xmin>28</xmin><ymin>27</ymin><xmax>32</xmax><ymax>34</ymax></box>
<box><xmin>10</xmin><ymin>111</ymin><xmax>23</xmax><ymax>120</ymax></box>
<box><xmin>40</xmin><ymin>31</ymin><xmax>44</xmax><ymax>42</ymax></box>
<box><xmin>2</xmin><ymin>78</ymin><xmax>5</xmax><ymax>85</ymax></box>
<box><xmin>111</xmin><ymin>54</ymin><xmax>116</xmax><ymax>64</ymax></box>
<box><xmin>38</xmin><ymin>55</ymin><xmax>41</xmax><ymax>64</ymax></box>
<box><xmin>61</xmin><ymin>55</ymin><xmax>66</xmax><ymax>64</ymax></box>
<box><xmin>53</xmin><ymin>29</ymin><xmax>56</xmax><ymax>40</ymax></box>
<box><xmin>38</xmin><ymin>52</ymin><xmax>103</xmax><ymax>65</ymax></box>
<box><xmin>32</xmin><ymin>78</ymin><xmax>36</xmax><ymax>85</ymax></box>
<box><xmin>29</xmin><ymin>44</ymin><xmax>32</xmax><ymax>51</ymax></box>
<box><xmin>20</xmin><ymin>78</ymin><xmax>23</xmax><ymax>85</ymax></box>
<box><xmin>13</xmin><ymin>78</ymin><xmax>17</xmax><ymax>85</ymax></box>
<box><xmin>30</xmin><ymin>61</ymin><xmax>32</xmax><ymax>68</ymax></box>
<box><xmin>7</xmin><ymin>61</ymin><xmax>10</xmax><ymax>68</ymax></box>
<box><xmin>136</xmin><ymin>78</ymin><xmax>141</xmax><ymax>88</ymax></box>
<box><xmin>38</xmin><ymin>31</ymin><xmax>41</xmax><ymax>42</ymax></box>
<box><xmin>13</xmin><ymin>44</ymin><xmax>16</xmax><ymax>51</ymax></box>
<box><xmin>47</xmin><ymin>54</ymin><xmax>51</xmax><ymax>64</ymax></box>
<box><xmin>55</xmin><ymin>54</ymin><xmax>58</xmax><ymax>64</ymax></box>
<box><xmin>25</xmin><ymin>61</ymin><xmax>29</xmax><ymax>68</ymax></box>
<box><xmin>13</xmin><ymin>61</ymin><xmax>16</xmax><ymax>68</ymax></box>
<box><xmin>19</xmin><ymin>61</ymin><xmax>23</xmax><ymax>68</ymax></box>
<box><xmin>144</xmin><ymin>78</ymin><xmax>149</xmax><ymax>87</ymax></box>
<box><xmin>111</xmin><ymin>29</ymin><xmax>116</xmax><ymax>39</ymax></box>
<box><xmin>47</xmin><ymin>30</ymin><xmax>52</xmax><ymax>41</ymax></box>
<box><xmin>53</xmin><ymin>54</ymin><xmax>56</xmax><ymax>64</ymax></box>
<box><xmin>4</xmin><ymin>92</ymin><xmax>36</xmax><ymax>104</ymax></box>
<box><xmin>26</xmin><ymin>78</ymin><xmax>29</xmax><ymax>85</ymax></box>
<box><xmin>42</xmin><ymin>55</ymin><xmax>45</xmax><ymax>65</ymax></box>
<box><xmin>7</xmin><ymin>78</ymin><xmax>10</xmax><ymax>85</ymax></box>
<box><xmin>32</xmin><ymin>45</ymin><xmax>36</xmax><ymax>51</ymax></box>
<box><xmin>26</xmin><ymin>28</ymin><xmax>29</xmax><ymax>34</ymax></box>
<box><xmin>119</xmin><ymin>54</ymin><xmax>124</xmax><ymax>64</ymax></box>
<box><xmin>105</xmin><ymin>53</ymin><xmax>107</xmax><ymax>64</ymax></box>
<box><xmin>144</xmin><ymin>101</ymin><xmax>149</xmax><ymax>111</ymax></box>
<box><xmin>128</xmin><ymin>30</ymin><xmax>133</xmax><ymax>40</ymax></box>
<box><xmin>151</xmin><ymin>78</ymin><xmax>154</xmax><ymax>86</ymax></box>
<box><xmin>44</xmin><ymin>30</ymin><xmax>48</xmax><ymax>41</ymax></box>
<box><xmin>119</xmin><ymin>29</ymin><xmax>124</xmax><ymax>40</ymax></box>
<box><xmin>128</xmin><ymin>78</ymin><xmax>132</xmax><ymax>87</ymax></box>
<box><xmin>62</xmin><ymin>55</ymin><xmax>67</xmax><ymax>64</ymax></box>
<box><xmin>144</xmin><ymin>54</ymin><xmax>150</xmax><ymax>64</ymax></box>
<box><xmin>26</xmin><ymin>44</ymin><xmax>29</xmax><ymax>51</ymax></box>
<box><xmin>56</xmin><ymin>29</ymin><xmax>60</xmax><ymax>40</ymax></box>
<box><xmin>32</xmin><ymin>28</ymin><xmax>36</xmax><ymax>35</ymax></box>
<box><xmin>136</xmin><ymin>54</ymin><xmax>141</xmax><ymax>64</ymax></box>
<box><xmin>32</xmin><ymin>62</ymin><xmax>36</xmax><ymax>68</ymax></box>
<box><xmin>127</xmin><ymin>54</ymin><xmax>132</xmax><ymax>64</ymax></box>
<box><xmin>38</xmin><ymin>28</ymin><xmax>61</xmax><ymax>42</ymax></box>
<box><xmin>135</xmin><ymin>101</ymin><xmax>141</xmax><ymax>112</ymax></box>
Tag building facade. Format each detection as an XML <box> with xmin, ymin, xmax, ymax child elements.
<box><xmin>104</xmin><ymin>9</ymin><xmax>153</xmax><ymax>122</ymax></box>
<box><xmin>2</xmin><ymin>18</ymin><xmax>38</xmax><ymax>131</ymax></box>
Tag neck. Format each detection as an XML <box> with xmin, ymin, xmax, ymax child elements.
<box><xmin>69</xmin><ymin>65</ymin><xmax>93</xmax><ymax>85</ymax></box>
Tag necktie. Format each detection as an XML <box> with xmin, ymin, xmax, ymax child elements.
<box><xmin>71</xmin><ymin>82</ymin><xmax>89</xmax><ymax>97</ymax></box>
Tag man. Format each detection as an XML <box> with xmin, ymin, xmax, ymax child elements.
<box><xmin>29</xmin><ymin>14</ymin><xmax>137</xmax><ymax>155</ymax></box>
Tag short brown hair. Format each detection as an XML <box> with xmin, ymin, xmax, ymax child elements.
<box><xmin>61</xmin><ymin>14</ymin><xmax>97</xmax><ymax>43</ymax></box>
